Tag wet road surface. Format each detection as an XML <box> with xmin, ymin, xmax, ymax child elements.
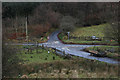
<box><xmin>41</xmin><ymin>31</ymin><xmax>120</xmax><ymax>64</ymax></box>
<box><xmin>7</xmin><ymin>30</ymin><xmax>120</xmax><ymax>64</ymax></box>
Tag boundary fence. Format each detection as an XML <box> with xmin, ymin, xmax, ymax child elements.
<box><xmin>68</xmin><ymin>36</ymin><xmax>117</xmax><ymax>41</ymax></box>
<box><xmin>22</xmin><ymin>44</ymin><xmax>74</xmax><ymax>60</ymax></box>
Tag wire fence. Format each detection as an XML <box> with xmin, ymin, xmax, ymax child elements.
<box><xmin>68</xmin><ymin>36</ymin><xmax>117</xmax><ymax>41</ymax></box>
<box><xmin>19</xmin><ymin>43</ymin><xmax>74</xmax><ymax>59</ymax></box>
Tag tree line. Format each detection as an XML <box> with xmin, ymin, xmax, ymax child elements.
<box><xmin>2</xmin><ymin>2</ymin><xmax>119</xmax><ymax>41</ymax></box>
<box><xmin>3</xmin><ymin>2</ymin><xmax>118</xmax><ymax>25</ymax></box>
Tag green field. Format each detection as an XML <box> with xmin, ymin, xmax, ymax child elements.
<box><xmin>84</xmin><ymin>46</ymin><xmax>120</xmax><ymax>60</ymax></box>
<box><xmin>4</xmin><ymin>45</ymin><xmax>119</xmax><ymax>78</ymax></box>
<box><xmin>71</xmin><ymin>24</ymin><xmax>108</xmax><ymax>37</ymax></box>
<box><xmin>58</xmin><ymin>23</ymin><xmax>118</xmax><ymax>45</ymax></box>
<box><xmin>15</xmin><ymin>45</ymin><xmax>64</xmax><ymax>64</ymax></box>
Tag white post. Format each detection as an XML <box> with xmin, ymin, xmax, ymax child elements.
<box><xmin>26</xmin><ymin>17</ymin><xmax>28</xmax><ymax>43</ymax></box>
<box><xmin>67</xmin><ymin>32</ymin><xmax>70</xmax><ymax>40</ymax></box>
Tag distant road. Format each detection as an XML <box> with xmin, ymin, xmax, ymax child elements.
<box><xmin>7</xmin><ymin>30</ymin><xmax>120</xmax><ymax>64</ymax></box>
<box><xmin>42</xmin><ymin>30</ymin><xmax>120</xmax><ymax>64</ymax></box>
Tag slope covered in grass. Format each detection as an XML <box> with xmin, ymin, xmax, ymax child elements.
<box><xmin>58</xmin><ymin>23</ymin><xmax>118</xmax><ymax>45</ymax></box>
<box><xmin>70</xmin><ymin>23</ymin><xmax>108</xmax><ymax>37</ymax></box>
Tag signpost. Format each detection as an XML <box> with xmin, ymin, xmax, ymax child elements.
<box><xmin>67</xmin><ymin>32</ymin><xmax>70</xmax><ymax>40</ymax></box>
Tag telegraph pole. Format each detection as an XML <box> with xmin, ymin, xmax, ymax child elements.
<box><xmin>16</xmin><ymin>16</ymin><xmax>18</xmax><ymax>39</ymax></box>
<box><xmin>26</xmin><ymin>17</ymin><xmax>28</xmax><ymax>44</ymax></box>
<box><xmin>16</xmin><ymin>28</ymin><xmax>17</xmax><ymax>38</ymax></box>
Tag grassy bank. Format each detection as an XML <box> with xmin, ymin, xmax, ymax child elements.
<box><xmin>20</xmin><ymin>58</ymin><xmax>119</xmax><ymax>78</ymax></box>
<box><xmin>3</xmin><ymin>45</ymin><xmax>119</xmax><ymax>78</ymax></box>
<box><xmin>58</xmin><ymin>23</ymin><xmax>118</xmax><ymax>45</ymax></box>
<box><xmin>17</xmin><ymin>45</ymin><xmax>64</xmax><ymax>64</ymax></box>
<box><xmin>84</xmin><ymin>46</ymin><xmax>120</xmax><ymax>60</ymax></box>
<box><xmin>61</xmin><ymin>39</ymin><xmax>118</xmax><ymax>45</ymax></box>
<box><xmin>71</xmin><ymin>24</ymin><xmax>107</xmax><ymax>37</ymax></box>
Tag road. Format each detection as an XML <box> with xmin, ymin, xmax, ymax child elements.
<box><xmin>7</xmin><ymin>30</ymin><xmax>120</xmax><ymax>64</ymax></box>
<box><xmin>41</xmin><ymin>30</ymin><xmax>120</xmax><ymax>64</ymax></box>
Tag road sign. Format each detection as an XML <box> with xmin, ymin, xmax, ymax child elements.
<box><xmin>67</xmin><ymin>32</ymin><xmax>70</xmax><ymax>40</ymax></box>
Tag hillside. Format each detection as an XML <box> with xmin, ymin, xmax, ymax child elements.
<box><xmin>70</xmin><ymin>24</ymin><xmax>108</xmax><ymax>37</ymax></box>
<box><xmin>58</xmin><ymin>23</ymin><xmax>118</xmax><ymax>45</ymax></box>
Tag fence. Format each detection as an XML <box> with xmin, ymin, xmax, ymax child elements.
<box><xmin>11</xmin><ymin>41</ymin><xmax>119</xmax><ymax>61</ymax></box>
<box><xmin>21</xmin><ymin>43</ymin><xmax>73</xmax><ymax>60</ymax></box>
<box><xmin>68</xmin><ymin>36</ymin><xmax>117</xmax><ymax>41</ymax></box>
<box><xmin>43</xmin><ymin>45</ymin><xmax>74</xmax><ymax>59</ymax></box>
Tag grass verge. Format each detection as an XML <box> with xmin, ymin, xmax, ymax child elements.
<box><xmin>3</xmin><ymin>45</ymin><xmax>119</xmax><ymax>78</ymax></box>
<box><xmin>58</xmin><ymin>23</ymin><xmax>118</xmax><ymax>45</ymax></box>
<box><xmin>84</xmin><ymin>46</ymin><xmax>120</xmax><ymax>61</ymax></box>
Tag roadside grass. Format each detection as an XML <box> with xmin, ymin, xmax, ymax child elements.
<box><xmin>16</xmin><ymin>45</ymin><xmax>64</xmax><ymax>64</ymax></box>
<box><xmin>4</xmin><ymin>45</ymin><xmax>119</xmax><ymax>78</ymax></box>
<box><xmin>84</xmin><ymin>46</ymin><xmax>120</xmax><ymax>60</ymax></box>
<box><xmin>19</xmin><ymin>57</ymin><xmax>119</xmax><ymax>78</ymax></box>
<box><xmin>18</xmin><ymin>50</ymin><xmax>64</xmax><ymax>64</ymax></box>
<box><xmin>62</xmin><ymin>39</ymin><xmax>118</xmax><ymax>44</ymax></box>
<box><xmin>58</xmin><ymin>23</ymin><xmax>118</xmax><ymax>45</ymax></box>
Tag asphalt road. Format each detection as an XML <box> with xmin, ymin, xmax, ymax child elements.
<box><xmin>41</xmin><ymin>31</ymin><xmax>120</xmax><ymax>64</ymax></box>
<box><xmin>7</xmin><ymin>30</ymin><xmax>120</xmax><ymax>64</ymax></box>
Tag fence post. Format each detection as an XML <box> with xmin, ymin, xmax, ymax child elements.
<box><xmin>27</xmin><ymin>48</ymin><xmax>29</xmax><ymax>54</ymax></box>
<box><xmin>63</xmin><ymin>50</ymin><xmax>65</xmax><ymax>56</ymax></box>
<box><xmin>36</xmin><ymin>41</ymin><xmax>38</xmax><ymax>53</ymax></box>
<box><xmin>54</xmin><ymin>48</ymin><xmax>56</xmax><ymax>53</ymax></box>
<box><xmin>42</xmin><ymin>44</ymin><xmax>44</xmax><ymax>52</ymax></box>
<box><xmin>30</xmin><ymin>46</ymin><xmax>32</xmax><ymax>54</ymax></box>
<box><xmin>53</xmin><ymin>56</ymin><xmax>55</xmax><ymax>60</ymax></box>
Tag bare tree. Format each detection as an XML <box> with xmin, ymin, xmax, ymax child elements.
<box><xmin>104</xmin><ymin>3</ymin><xmax>119</xmax><ymax>45</ymax></box>
<box><xmin>104</xmin><ymin>22</ymin><xmax>120</xmax><ymax>44</ymax></box>
<box><xmin>59</xmin><ymin>16</ymin><xmax>78</xmax><ymax>32</ymax></box>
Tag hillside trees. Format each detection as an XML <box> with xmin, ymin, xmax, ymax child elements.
<box><xmin>2</xmin><ymin>2</ymin><xmax>119</xmax><ymax>39</ymax></box>
<box><xmin>2</xmin><ymin>2</ymin><xmax>40</xmax><ymax>39</ymax></box>
<box><xmin>59</xmin><ymin>16</ymin><xmax>78</xmax><ymax>32</ymax></box>
<box><xmin>2</xmin><ymin>2</ymin><xmax>39</xmax><ymax>18</ymax></box>
<box><xmin>28</xmin><ymin>4</ymin><xmax>61</xmax><ymax>37</ymax></box>
<box><xmin>2</xmin><ymin>3</ymin><xmax>62</xmax><ymax>38</ymax></box>
<box><xmin>104</xmin><ymin>3</ymin><xmax>120</xmax><ymax>45</ymax></box>
<box><xmin>29</xmin><ymin>4</ymin><xmax>61</xmax><ymax>27</ymax></box>
<box><xmin>3</xmin><ymin>2</ymin><xmax>116</xmax><ymax>28</ymax></box>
